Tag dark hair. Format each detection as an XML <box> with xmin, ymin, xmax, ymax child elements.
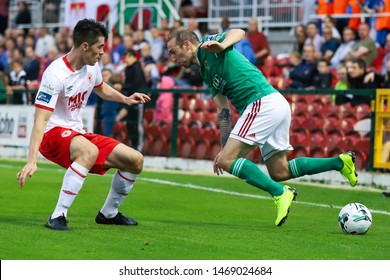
<box><xmin>318</xmin><ymin>58</ymin><xmax>329</xmax><ymax>66</ymax></box>
<box><xmin>73</xmin><ymin>18</ymin><xmax>108</xmax><ymax>48</ymax></box>
<box><xmin>124</xmin><ymin>49</ymin><xmax>137</xmax><ymax>57</ymax></box>
<box><xmin>167</xmin><ymin>28</ymin><xmax>200</xmax><ymax>46</ymax></box>
<box><xmin>349</xmin><ymin>57</ymin><xmax>366</xmax><ymax>71</ymax></box>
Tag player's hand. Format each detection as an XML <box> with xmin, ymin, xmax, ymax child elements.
<box><xmin>201</xmin><ymin>41</ymin><xmax>226</xmax><ymax>53</ymax></box>
<box><xmin>17</xmin><ymin>163</ymin><xmax>37</xmax><ymax>188</ymax></box>
<box><xmin>127</xmin><ymin>92</ymin><xmax>151</xmax><ymax>105</ymax></box>
<box><xmin>213</xmin><ymin>152</ymin><xmax>224</xmax><ymax>175</ymax></box>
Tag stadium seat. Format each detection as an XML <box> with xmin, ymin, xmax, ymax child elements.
<box><xmin>260</xmin><ymin>55</ymin><xmax>281</xmax><ymax>77</ymax></box>
<box><xmin>288</xmin><ymin>145</ymin><xmax>310</xmax><ymax>160</ymax></box>
<box><xmin>291</xmin><ymin>128</ymin><xmax>311</xmax><ymax>146</ymax></box>
<box><xmin>143</xmin><ymin>108</ymin><xmax>154</xmax><ymax>124</ymax></box>
<box><xmin>178</xmin><ymin>138</ymin><xmax>195</xmax><ymax>158</ymax></box>
<box><xmin>355</xmin><ymin>104</ymin><xmax>371</xmax><ymax>120</ymax></box>
<box><xmin>310</xmin><ymin>146</ymin><xmax>327</xmax><ymax>158</ymax></box>
<box><xmin>310</xmin><ymin>129</ymin><xmax>326</xmax><ymax>147</ymax></box>
<box><xmin>194</xmin><ymin>138</ymin><xmax>211</xmax><ymax>159</ymax></box>
<box><xmin>351</xmin><ymin>149</ymin><xmax>369</xmax><ymax>170</ymax></box>
<box><xmin>326</xmin><ymin>129</ymin><xmax>343</xmax><ymax>149</ymax></box>
<box><xmin>338</xmin><ymin>118</ymin><xmax>355</xmax><ymax>132</ymax></box>
<box><xmin>112</xmin><ymin>122</ymin><xmax>129</xmax><ymax>145</ymax></box>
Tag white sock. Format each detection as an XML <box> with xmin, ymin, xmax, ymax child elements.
<box><xmin>100</xmin><ymin>170</ymin><xmax>138</xmax><ymax>218</ymax></box>
<box><xmin>51</xmin><ymin>162</ymin><xmax>89</xmax><ymax>219</ymax></box>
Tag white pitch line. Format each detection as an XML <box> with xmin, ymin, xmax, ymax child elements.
<box><xmin>3</xmin><ymin>163</ymin><xmax>390</xmax><ymax>216</ymax></box>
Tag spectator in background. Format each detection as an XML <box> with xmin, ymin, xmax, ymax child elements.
<box><xmin>334</xmin><ymin>63</ymin><xmax>348</xmax><ymax>90</ymax></box>
<box><xmin>362</xmin><ymin>0</ymin><xmax>379</xmax><ymax>33</ymax></box>
<box><xmin>304</xmin><ymin>21</ymin><xmax>324</xmax><ymax>55</ymax></box>
<box><xmin>111</xmin><ymin>33</ymin><xmax>125</xmax><ymax>66</ymax></box>
<box><xmin>338</xmin><ymin>57</ymin><xmax>381</xmax><ymax>106</ymax></box>
<box><xmin>179</xmin><ymin>0</ymin><xmax>208</xmax><ymax>18</ymax></box>
<box><xmin>323</xmin><ymin>15</ymin><xmax>341</xmax><ymax>40</ymax></box>
<box><xmin>302</xmin><ymin>0</ymin><xmax>316</xmax><ymax>25</ymax></box>
<box><xmin>289</xmin><ymin>44</ymin><xmax>318</xmax><ymax>89</ymax></box>
<box><xmin>140</xmin><ymin>43</ymin><xmax>156</xmax><ymax>66</ymax></box>
<box><xmin>99</xmin><ymin>52</ymin><xmax>114</xmax><ymax>72</ymax></box>
<box><xmin>346</xmin><ymin>22</ymin><xmax>377</xmax><ymax>67</ymax></box>
<box><xmin>133</xmin><ymin>30</ymin><xmax>148</xmax><ymax>53</ymax></box>
<box><xmin>100</xmin><ymin>69</ymin><xmax>119</xmax><ymax>137</ymax></box>
<box><xmin>332</xmin><ymin>0</ymin><xmax>349</xmax><ymax>35</ymax></box>
<box><xmin>222</xmin><ymin>16</ymin><xmax>256</xmax><ymax>64</ymax></box>
<box><xmin>314</xmin><ymin>0</ymin><xmax>333</xmax><ymax>35</ymax></box>
<box><xmin>381</xmin><ymin>33</ymin><xmax>390</xmax><ymax>75</ymax></box>
<box><xmin>0</xmin><ymin>0</ymin><xmax>8</xmax><ymax>35</ymax></box>
<box><xmin>23</xmin><ymin>46</ymin><xmax>40</xmax><ymax>82</ymax></box>
<box><xmin>375</xmin><ymin>0</ymin><xmax>390</xmax><ymax>47</ymax></box>
<box><xmin>153</xmin><ymin>76</ymin><xmax>175</xmax><ymax>126</ymax></box>
<box><xmin>320</xmin><ymin>25</ymin><xmax>340</xmax><ymax>62</ymax></box>
<box><xmin>313</xmin><ymin>59</ymin><xmax>333</xmax><ymax>89</ymax></box>
<box><xmin>381</xmin><ymin>55</ymin><xmax>390</xmax><ymax>87</ymax></box>
<box><xmin>7</xmin><ymin>59</ymin><xmax>28</xmax><ymax>104</ymax></box>
<box><xmin>14</xmin><ymin>1</ymin><xmax>31</xmax><ymax>34</ymax></box>
<box><xmin>173</xmin><ymin>19</ymin><xmax>184</xmax><ymax>30</ymax></box>
<box><xmin>150</xmin><ymin>27</ymin><xmax>165</xmax><ymax>63</ymax></box>
<box><xmin>187</xmin><ymin>18</ymin><xmax>202</xmax><ymax>40</ymax></box>
<box><xmin>247</xmin><ymin>18</ymin><xmax>270</xmax><ymax>66</ymax></box>
<box><xmin>35</xmin><ymin>27</ymin><xmax>56</xmax><ymax>57</ymax></box>
<box><xmin>116</xmin><ymin>49</ymin><xmax>148</xmax><ymax>151</ymax></box>
<box><xmin>221</xmin><ymin>16</ymin><xmax>230</xmax><ymax>32</ymax></box>
<box><xmin>293</xmin><ymin>24</ymin><xmax>307</xmax><ymax>56</ymax></box>
<box><xmin>24</xmin><ymin>34</ymin><xmax>35</xmax><ymax>49</ymax></box>
<box><xmin>42</xmin><ymin>0</ymin><xmax>61</xmax><ymax>24</ymax></box>
<box><xmin>1</xmin><ymin>37</ymin><xmax>16</xmax><ymax>71</ymax></box>
<box><xmin>346</xmin><ymin>0</ymin><xmax>362</xmax><ymax>33</ymax></box>
<box><xmin>234</xmin><ymin>36</ymin><xmax>256</xmax><ymax>64</ymax></box>
<box><xmin>0</xmin><ymin>71</ymin><xmax>9</xmax><ymax>104</ymax></box>
<box><xmin>330</xmin><ymin>26</ymin><xmax>356</xmax><ymax>68</ymax></box>
<box><xmin>44</xmin><ymin>47</ymin><xmax>59</xmax><ymax>70</ymax></box>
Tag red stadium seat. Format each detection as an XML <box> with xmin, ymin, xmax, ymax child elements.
<box><xmin>112</xmin><ymin>122</ymin><xmax>129</xmax><ymax>145</ymax></box>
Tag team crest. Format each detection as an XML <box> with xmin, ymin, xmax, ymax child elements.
<box><xmin>87</xmin><ymin>72</ymin><xmax>93</xmax><ymax>84</ymax></box>
<box><xmin>61</xmin><ymin>130</ymin><xmax>72</xmax><ymax>138</ymax></box>
<box><xmin>203</xmin><ymin>60</ymin><xmax>208</xmax><ymax>67</ymax></box>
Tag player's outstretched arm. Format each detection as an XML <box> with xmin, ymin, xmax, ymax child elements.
<box><xmin>17</xmin><ymin>107</ymin><xmax>52</xmax><ymax>188</ymax></box>
<box><xmin>200</xmin><ymin>29</ymin><xmax>245</xmax><ymax>53</ymax></box>
<box><xmin>94</xmin><ymin>82</ymin><xmax>151</xmax><ymax>105</ymax></box>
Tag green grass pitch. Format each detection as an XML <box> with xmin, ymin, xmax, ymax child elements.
<box><xmin>0</xmin><ymin>159</ymin><xmax>389</xmax><ymax>260</ymax></box>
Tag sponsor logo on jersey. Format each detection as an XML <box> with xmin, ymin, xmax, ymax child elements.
<box><xmin>68</xmin><ymin>90</ymin><xmax>87</xmax><ymax>111</ymax></box>
<box><xmin>61</xmin><ymin>130</ymin><xmax>72</xmax><ymax>138</ymax></box>
<box><xmin>41</xmin><ymin>84</ymin><xmax>54</xmax><ymax>93</ymax></box>
<box><xmin>36</xmin><ymin>91</ymin><xmax>52</xmax><ymax>104</ymax></box>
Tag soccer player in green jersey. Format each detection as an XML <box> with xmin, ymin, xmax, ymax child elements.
<box><xmin>167</xmin><ymin>28</ymin><xmax>357</xmax><ymax>227</ymax></box>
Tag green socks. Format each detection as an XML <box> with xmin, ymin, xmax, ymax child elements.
<box><xmin>288</xmin><ymin>157</ymin><xmax>343</xmax><ymax>178</ymax></box>
<box><xmin>230</xmin><ymin>158</ymin><xmax>284</xmax><ymax>197</ymax></box>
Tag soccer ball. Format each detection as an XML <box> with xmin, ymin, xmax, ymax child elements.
<box><xmin>338</xmin><ymin>203</ymin><xmax>372</xmax><ymax>234</ymax></box>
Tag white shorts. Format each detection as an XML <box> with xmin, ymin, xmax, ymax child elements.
<box><xmin>230</xmin><ymin>93</ymin><xmax>293</xmax><ymax>161</ymax></box>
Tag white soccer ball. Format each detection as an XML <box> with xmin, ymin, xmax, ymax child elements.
<box><xmin>338</xmin><ymin>203</ymin><xmax>372</xmax><ymax>234</ymax></box>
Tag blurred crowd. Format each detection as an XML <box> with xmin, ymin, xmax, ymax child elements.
<box><xmin>2</xmin><ymin>0</ymin><xmax>390</xmax><ymax>151</ymax></box>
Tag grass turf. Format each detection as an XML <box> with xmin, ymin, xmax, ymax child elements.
<box><xmin>1</xmin><ymin>159</ymin><xmax>389</xmax><ymax>260</ymax></box>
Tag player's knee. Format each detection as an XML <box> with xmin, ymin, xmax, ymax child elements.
<box><xmin>132</xmin><ymin>151</ymin><xmax>144</xmax><ymax>174</ymax></box>
<box><xmin>216</xmin><ymin>156</ymin><xmax>232</xmax><ymax>172</ymax></box>
<box><xmin>269</xmin><ymin>168</ymin><xmax>290</xmax><ymax>182</ymax></box>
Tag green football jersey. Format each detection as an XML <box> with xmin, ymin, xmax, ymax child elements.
<box><xmin>196</xmin><ymin>32</ymin><xmax>277</xmax><ymax>114</ymax></box>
